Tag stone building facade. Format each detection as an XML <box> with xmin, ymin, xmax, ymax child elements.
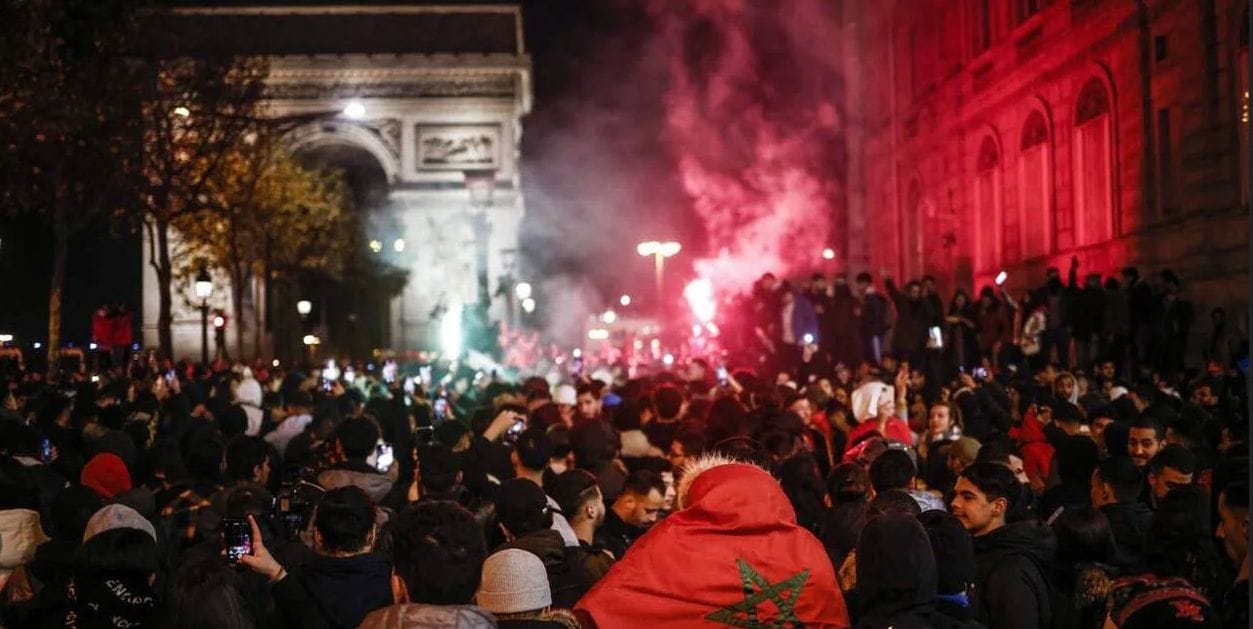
<box><xmin>837</xmin><ymin>0</ymin><xmax>1248</xmax><ymax>360</ymax></box>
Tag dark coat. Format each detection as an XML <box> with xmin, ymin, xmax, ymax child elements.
<box><xmin>855</xmin><ymin>514</ymin><xmax>984</xmax><ymax>629</ymax></box>
<box><xmin>886</xmin><ymin>279</ymin><xmax>927</xmax><ymax>353</ymax></box>
<box><xmin>502</xmin><ymin>529</ymin><xmax>598</xmax><ymax>609</ymax></box>
<box><xmin>971</xmin><ymin>521</ymin><xmax>1056</xmax><ymax>629</ymax></box>
<box><xmin>593</xmin><ymin>509</ymin><xmax>645</xmax><ymax>562</ymax></box>
<box><xmin>299</xmin><ymin>552</ymin><xmax>394</xmax><ymax>629</ymax></box>
<box><xmin>1100</xmin><ymin>501</ymin><xmax>1153</xmax><ymax>570</ymax></box>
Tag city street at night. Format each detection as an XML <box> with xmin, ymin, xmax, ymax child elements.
<box><xmin>0</xmin><ymin>1</ymin><xmax>1249</xmax><ymax>628</ymax></box>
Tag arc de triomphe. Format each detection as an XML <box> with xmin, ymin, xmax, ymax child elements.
<box><xmin>141</xmin><ymin>3</ymin><xmax>532</xmax><ymax>357</ymax></box>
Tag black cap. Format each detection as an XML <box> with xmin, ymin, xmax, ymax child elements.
<box><xmin>495</xmin><ymin>478</ymin><xmax>551</xmax><ymax>536</ymax></box>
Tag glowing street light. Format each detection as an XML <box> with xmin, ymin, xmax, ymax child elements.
<box><xmin>619</xmin><ymin>294</ymin><xmax>631</xmax><ymax>307</ymax></box>
<box><xmin>342</xmin><ymin>101</ymin><xmax>366</xmax><ymax>119</ymax></box>
<box><xmin>194</xmin><ymin>265</ymin><xmax>213</xmax><ymax>365</ymax></box>
<box><xmin>296</xmin><ymin>300</ymin><xmax>312</xmax><ymax>317</ymax></box>
<box><xmin>636</xmin><ymin>240</ymin><xmax>682</xmax><ymax>315</ymax></box>
<box><xmin>515</xmin><ymin>282</ymin><xmax>533</xmax><ymax>301</ymax></box>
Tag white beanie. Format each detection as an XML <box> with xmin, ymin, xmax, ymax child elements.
<box><xmin>476</xmin><ymin>549</ymin><xmax>552</xmax><ymax>614</ymax></box>
<box><xmin>83</xmin><ymin>504</ymin><xmax>157</xmax><ymax>542</ymax></box>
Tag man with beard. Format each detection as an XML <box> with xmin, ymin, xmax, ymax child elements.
<box><xmin>594</xmin><ymin>469</ymin><xmax>666</xmax><ymax>560</ymax></box>
<box><xmin>549</xmin><ymin>469</ymin><xmax>614</xmax><ymax>582</ymax></box>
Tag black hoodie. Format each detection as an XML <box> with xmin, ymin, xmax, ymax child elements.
<box><xmin>971</xmin><ymin>521</ymin><xmax>1056</xmax><ymax>629</ymax></box>
<box><xmin>855</xmin><ymin>514</ymin><xmax>983</xmax><ymax>629</ymax></box>
<box><xmin>299</xmin><ymin>552</ymin><xmax>394</xmax><ymax>629</ymax></box>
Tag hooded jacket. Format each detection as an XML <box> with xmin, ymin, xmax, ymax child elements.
<box><xmin>358</xmin><ymin>603</ymin><xmax>497</xmax><ymax>629</ymax></box>
<box><xmin>300</xmin><ymin>552</ymin><xmax>394</xmax><ymax>629</ymax></box>
<box><xmin>855</xmin><ymin>514</ymin><xmax>936</xmax><ymax>628</ymax></box>
<box><xmin>855</xmin><ymin>514</ymin><xmax>983</xmax><ymax>629</ymax></box>
<box><xmin>576</xmin><ymin>458</ymin><xmax>849</xmax><ymax>628</ymax></box>
<box><xmin>971</xmin><ymin>521</ymin><xmax>1056</xmax><ymax>629</ymax></box>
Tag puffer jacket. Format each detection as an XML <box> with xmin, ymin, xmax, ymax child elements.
<box><xmin>358</xmin><ymin>603</ymin><xmax>496</xmax><ymax>629</ymax></box>
<box><xmin>317</xmin><ymin>461</ymin><xmax>395</xmax><ymax>504</ymax></box>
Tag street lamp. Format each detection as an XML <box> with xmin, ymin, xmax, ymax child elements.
<box><xmin>194</xmin><ymin>265</ymin><xmax>213</xmax><ymax>365</ymax></box>
<box><xmin>296</xmin><ymin>300</ymin><xmax>312</xmax><ymax>317</ymax></box>
<box><xmin>636</xmin><ymin>240</ymin><xmax>681</xmax><ymax>315</ymax></box>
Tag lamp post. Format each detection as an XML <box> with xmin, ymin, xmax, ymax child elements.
<box><xmin>194</xmin><ymin>265</ymin><xmax>213</xmax><ymax>365</ymax></box>
<box><xmin>636</xmin><ymin>240</ymin><xmax>681</xmax><ymax>316</ymax></box>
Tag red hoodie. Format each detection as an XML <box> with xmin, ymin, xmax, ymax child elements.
<box><xmin>576</xmin><ymin>463</ymin><xmax>850</xmax><ymax>628</ymax></box>
<box><xmin>1009</xmin><ymin>408</ymin><xmax>1053</xmax><ymax>487</ymax></box>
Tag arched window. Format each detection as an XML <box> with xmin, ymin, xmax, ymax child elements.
<box><xmin>974</xmin><ymin>136</ymin><xmax>1001</xmax><ymax>272</ymax></box>
<box><xmin>1017</xmin><ymin>110</ymin><xmax>1051</xmax><ymax>259</ymax></box>
<box><xmin>1072</xmin><ymin>78</ymin><xmax>1114</xmax><ymax>247</ymax></box>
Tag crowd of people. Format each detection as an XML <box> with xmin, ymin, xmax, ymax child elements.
<box><xmin>734</xmin><ymin>259</ymin><xmax>1242</xmax><ymax>389</ymax></box>
<box><xmin>0</xmin><ymin>262</ymin><xmax>1247</xmax><ymax>628</ymax></box>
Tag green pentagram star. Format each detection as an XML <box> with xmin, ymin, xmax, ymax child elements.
<box><xmin>705</xmin><ymin>558</ymin><xmax>810</xmax><ymax>628</ymax></box>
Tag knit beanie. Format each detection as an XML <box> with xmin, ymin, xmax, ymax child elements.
<box><xmin>83</xmin><ymin>504</ymin><xmax>157</xmax><ymax>542</ymax></box>
<box><xmin>81</xmin><ymin>453</ymin><xmax>132</xmax><ymax>499</ymax></box>
<box><xmin>477</xmin><ymin>549</ymin><xmax>552</xmax><ymax>614</ymax></box>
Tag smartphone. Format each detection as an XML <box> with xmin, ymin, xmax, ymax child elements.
<box><xmin>716</xmin><ymin>364</ymin><xmax>729</xmax><ymax>387</ymax></box>
<box><xmin>374</xmin><ymin>443</ymin><xmax>394</xmax><ymax>472</ymax></box>
<box><xmin>973</xmin><ymin>367</ymin><xmax>990</xmax><ymax>379</ymax></box>
<box><xmin>222</xmin><ymin>517</ymin><xmax>252</xmax><ymax>564</ymax></box>
<box><xmin>40</xmin><ymin>438</ymin><xmax>52</xmax><ymax>464</ymax></box>
<box><xmin>995</xmin><ymin>271</ymin><xmax>1008</xmax><ymax>286</ymax></box>
<box><xmin>419</xmin><ymin>366</ymin><xmax>432</xmax><ymax>387</ymax></box>
<box><xmin>504</xmin><ymin>419</ymin><xmax>526</xmax><ymax>445</ymax></box>
<box><xmin>165</xmin><ymin>369</ymin><xmax>176</xmax><ymax>384</ymax></box>
<box><xmin>572</xmin><ymin>356</ymin><xmax>584</xmax><ymax>377</ymax></box>
<box><xmin>403</xmin><ymin>376</ymin><xmax>417</xmax><ymax>396</ymax></box>
<box><xmin>433</xmin><ymin>397</ymin><xmax>448</xmax><ymax>421</ymax></box>
<box><xmin>928</xmin><ymin>326</ymin><xmax>944</xmax><ymax>349</ymax></box>
<box><xmin>382</xmin><ymin>360</ymin><xmax>397</xmax><ymax>384</ymax></box>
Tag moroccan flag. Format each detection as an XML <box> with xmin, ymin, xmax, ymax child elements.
<box><xmin>576</xmin><ymin>461</ymin><xmax>849</xmax><ymax>628</ymax></box>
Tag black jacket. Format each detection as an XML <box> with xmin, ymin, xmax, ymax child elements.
<box><xmin>299</xmin><ymin>552</ymin><xmax>394</xmax><ymax>629</ymax></box>
<box><xmin>855</xmin><ymin>514</ymin><xmax>983</xmax><ymax>629</ymax></box>
<box><xmin>594</xmin><ymin>509</ymin><xmax>645</xmax><ymax>562</ymax></box>
<box><xmin>502</xmin><ymin>529</ymin><xmax>598</xmax><ymax>609</ymax></box>
<box><xmin>1100</xmin><ymin>501</ymin><xmax>1153</xmax><ymax>569</ymax></box>
<box><xmin>971</xmin><ymin>521</ymin><xmax>1056</xmax><ymax>629</ymax></box>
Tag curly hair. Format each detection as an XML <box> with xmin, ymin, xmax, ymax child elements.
<box><xmin>389</xmin><ymin>501</ymin><xmax>486</xmax><ymax>605</ymax></box>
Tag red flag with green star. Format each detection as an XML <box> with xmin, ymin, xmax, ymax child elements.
<box><xmin>575</xmin><ymin>462</ymin><xmax>849</xmax><ymax>628</ymax></box>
